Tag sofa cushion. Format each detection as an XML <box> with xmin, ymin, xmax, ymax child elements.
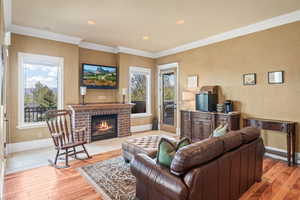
<box><xmin>157</xmin><ymin>138</ymin><xmax>177</xmax><ymax>167</ymax></box>
<box><xmin>170</xmin><ymin>137</ymin><xmax>224</xmax><ymax>176</ymax></box>
<box><xmin>157</xmin><ymin>137</ymin><xmax>191</xmax><ymax>167</ymax></box>
<box><xmin>212</xmin><ymin>124</ymin><xmax>228</xmax><ymax>137</ymax></box>
<box><xmin>177</xmin><ymin>137</ymin><xmax>191</xmax><ymax>150</ymax></box>
<box><xmin>239</xmin><ymin>127</ymin><xmax>260</xmax><ymax>144</ymax></box>
<box><xmin>219</xmin><ymin>131</ymin><xmax>242</xmax><ymax>152</ymax></box>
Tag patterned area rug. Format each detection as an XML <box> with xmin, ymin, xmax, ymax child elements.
<box><xmin>78</xmin><ymin>157</ymin><xmax>136</xmax><ymax>200</ymax></box>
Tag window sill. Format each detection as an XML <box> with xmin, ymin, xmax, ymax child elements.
<box><xmin>17</xmin><ymin>122</ymin><xmax>48</xmax><ymax>130</ymax></box>
<box><xmin>131</xmin><ymin>113</ymin><xmax>152</xmax><ymax>119</ymax></box>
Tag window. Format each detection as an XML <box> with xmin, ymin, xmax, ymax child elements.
<box><xmin>129</xmin><ymin>67</ymin><xmax>151</xmax><ymax>118</ymax></box>
<box><xmin>18</xmin><ymin>53</ymin><xmax>63</xmax><ymax>128</ymax></box>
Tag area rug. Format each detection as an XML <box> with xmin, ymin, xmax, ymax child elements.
<box><xmin>77</xmin><ymin>156</ymin><xmax>136</xmax><ymax>200</ymax></box>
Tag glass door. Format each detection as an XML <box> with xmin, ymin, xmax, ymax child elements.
<box><xmin>160</xmin><ymin>68</ymin><xmax>177</xmax><ymax>133</ymax></box>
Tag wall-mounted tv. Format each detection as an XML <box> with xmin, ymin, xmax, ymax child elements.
<box><xmin>81</xmin><ymin>63</ymin><xmax>118</xmax><ymax>89</ymax></box>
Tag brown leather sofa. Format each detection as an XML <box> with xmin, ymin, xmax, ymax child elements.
<box><xmin>130</xmin><ymin>127</ymin><xmax>265</xmax><ymax>200</ymax></box>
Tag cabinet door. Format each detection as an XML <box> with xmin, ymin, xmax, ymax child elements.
<box><xmin>229</xmin><ymin>115</ymin><xmax>240</xmax><ymax>130</ymax></box>
<box><xmin>215</xmin><ymin>114</ymin><xmax>241</xmax><ymax>131</ymax></box>
<box><xmin>215</xmin><ymin>115</ymin><xmax>228</xmax><ymax>127</ymax></box>
<box><xmin>191</xmin><ymin>119</ymin><xmax>212</xmax><ymax>142</ymax></box>
<box><xmin>180</xmin><ymin>111</ymin><xmax>191</xmax><ymax>139</ymax></box>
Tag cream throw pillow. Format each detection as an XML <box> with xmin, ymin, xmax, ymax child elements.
<box><xmin>212</xmin><ymin>124</ymin><xmax>228</xmax><ymax>137</ymax></box>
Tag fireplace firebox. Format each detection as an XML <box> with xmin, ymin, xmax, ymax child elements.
<box><xmin>91</xmin><ymin>114</ymin><xmax>118</xmax><ymax>141</ymax></box>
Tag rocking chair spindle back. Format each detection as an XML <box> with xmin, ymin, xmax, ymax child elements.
<box><xmin>46</xmin><ymin>109</ymin><xmax>90</xmax><ymax>168</ymax></box>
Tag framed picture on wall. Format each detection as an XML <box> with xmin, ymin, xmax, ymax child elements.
<box><xmin>243</xmin><ymin>73</ymin><xmax>256</xmax><ymax>85</ymax></box>
<box><xmin>268</xmin><ymin>71</ymin><xmax>284</xmax><ymax>84</ymax></box>
<box><xmin>187</xmin><ymin>75</ymin><xmax>198</xmax><ymax>89</ymax></box>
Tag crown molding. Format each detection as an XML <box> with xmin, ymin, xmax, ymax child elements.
<box><xmin>7</xmin><ymin>24</ymin><xmax>156</xmax><ymax>58</ymax></box>
<box><xmin>79</xmin><ymin>42</ymin><xmax>118</xmax><ymax>54</ymax></box>
<box><xmin>153</xmin><ymin>10</ymin><xmax>300</xmax><ymax>58</ymax></box>
<box><xmin>5</xmin><ymin>8</ymin><xmax>300</xmax><ymax>59</ymax></box>
<box><xmin>8</xmin><ymin>24</ymin><xmax>82</xmax><ymax>45</ymax></box>
<box><xmin>79</xmin><ymin>43</ymin><xmax>156</xmax><ymax>58</ymax></box>
<box><xmin>116</xmin><ymin>46</ymin><xmax>155</xmax><ymax>58</ymax></box>
<box><xmin>3</xmin><ymin>0</ymin><xmax>12</xmax><ymax>30</ymax></box>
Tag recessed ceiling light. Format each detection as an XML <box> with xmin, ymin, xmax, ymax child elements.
<box><xmin>142</xmin><ymin>36</ymin><xmax>150</xmax><ymax>40</ymax></box>
<box><xmin>176</xmin><ymin>20</ymin><xmax>185</xmax><ymax>25</ymax></box>
<box><xmin>87</xmin><ymin>20</ymin><xmax>96</xmax><ymax>25</ymax></box>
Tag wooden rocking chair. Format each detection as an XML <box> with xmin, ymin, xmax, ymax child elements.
<box><xmin>46</xmin><ymin>109</ymin><xmax>91</xmax><ymax>168</ymax></box>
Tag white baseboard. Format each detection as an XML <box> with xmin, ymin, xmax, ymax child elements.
<box><xmin>6</xmin><ymin>138</ymin><xmax>53</xmax><ymax>154</ymax></box>
<box><xmin>265</xmin><ymin>146</ymin><xmax>300</xmax><ymax>164</ymax></box>
<box><xmin>131</xmin><ymin>124</ymin><xmax>153</xmax><ymax>133</ymax></box>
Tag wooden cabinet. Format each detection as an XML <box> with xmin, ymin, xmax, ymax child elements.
<box><xmin>180</xmin><ymin>110</ymin><xmax>240</xmax><ymax>142</ymax></box>
<box><xmin>181</xmin><ymin>111</ymin><xmax>192</xmax><ymax>139</ymax></box>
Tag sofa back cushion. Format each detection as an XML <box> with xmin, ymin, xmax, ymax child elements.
<box><xmin>170</xmin><ymin>137</ymin><xmax>224</xmax><ymax>176</ymax></box>
<box><xmin>239</xmin><ymin>127</ymin><xmax>260</xmax><ymax>144</ymax></box>
<box><xmin>219</xmin><ymin>131</ymin><xmax>242</xmax><ymax>152</ymax></box>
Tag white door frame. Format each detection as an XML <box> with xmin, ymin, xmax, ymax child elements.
<box><xmin>157</xmin><ymin>62</ymin><xmax>180</xmax><ymax>135</ymax></box>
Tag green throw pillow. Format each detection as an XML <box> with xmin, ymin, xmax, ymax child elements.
<box><xmin>177</xmin><ymin>138</ymin><xmax>190</xmax><ymax>150</ymax></box>
<box><xmin>157</xmin><ymin>137</ymin><xmax>191</xmax><ymax>167</ymax></box>
<box><xmin>212</xmin><ymin>123</ymin><xmax>228</xmax><ymax>137</ymax></box>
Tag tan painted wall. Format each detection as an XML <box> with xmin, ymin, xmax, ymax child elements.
<box><xmin>118</xmin><ymin>53</ymin><xmax>157</xmax><ymax>126</ymax></box>
<box><xmin>7</xmin><ymin>35</ymin><xmax>156</xmax><ymax>143</ymax></box>
<box><xmin>8</xmin><ymin>34</ymin><xmax>80</xmax><ymax>143</ymax></box>
<box><xmin>79</xmin><ymin>48</ymin><xmax>118</xmax><ymax>103</ymax></box>
<box><xmin>157</xmin><ymin>21</ymin><xmax>300</xmax><ymax>152</ymax></box>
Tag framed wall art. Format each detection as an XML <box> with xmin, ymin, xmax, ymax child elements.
<box><xmin>243</xmin><ymin>73</ymin><xmax>256</xmax><ymax>85</ymax></box>
<box><xmin>187</xmin><ymin>75</ymin><xmax>198</xmax><ymax>89</ymax></box>
<box><xmin>268</xmin><ymin>71</ymin><xmax>284</xmax><ymax>84</ymax></box>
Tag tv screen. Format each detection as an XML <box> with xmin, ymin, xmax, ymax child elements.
<box><xmin>82</xmin><ymin>64</ymin><xmax>118</xmax><ymax>89</ymax></box>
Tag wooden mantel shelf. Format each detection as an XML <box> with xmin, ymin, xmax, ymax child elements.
<box><xmin>68</xmin><ymin>103</ymin><xmax>134</xmax><ymax>111</ymax></box>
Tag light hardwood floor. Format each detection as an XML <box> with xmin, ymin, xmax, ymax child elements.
<box><xmin>4</xmin><ymin>150</ymin><xmax>300</xmax><ymax>200</ymax></box>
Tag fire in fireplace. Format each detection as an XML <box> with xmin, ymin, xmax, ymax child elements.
<box><xmin>91</xmin><ymin>114</ymin><xmax>117</xmax><ymax>141</ymax></box>
<box><xmin>97</xmin><ymin>121</ymin><xmax>111</xmax><ymax>131</ymax></box>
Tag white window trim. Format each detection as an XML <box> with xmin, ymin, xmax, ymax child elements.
<box><xmin>17</xmin><ymin>52</ymin><xmax>64</xmax><ymax>129</ymax></box>
<box><xmin>129</xmin><ymin>66</ymin><xmax>152</xmax><ymax>118</ymax></box>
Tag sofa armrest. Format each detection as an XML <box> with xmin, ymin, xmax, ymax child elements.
<box><xmin>131</xmin><ymin>154</ymin><xmax>188</xmax><ymax>200</ymax></box>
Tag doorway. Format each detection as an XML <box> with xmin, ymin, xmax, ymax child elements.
<box><xmin>157</xmin><ymin>63</ymin><xmax>179</xmax><ymax>134</ymax></box>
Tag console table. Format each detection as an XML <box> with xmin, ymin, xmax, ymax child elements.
<box><xmin>243</xmin><ymin>117</ymin><xmax>297</xmax><ymax>166</ymax></box>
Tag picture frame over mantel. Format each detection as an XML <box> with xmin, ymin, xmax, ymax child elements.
<box><xmin>268</xmin><ymin>71</ymin><xmax>284</xmax><ymax>84</ymax></box>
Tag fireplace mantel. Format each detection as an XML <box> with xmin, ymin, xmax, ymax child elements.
<box><xmin>68</xmin><ymin>103</ymin><xmax>134</xmax><ymax>111</ymax></box>
<box><xmin>68</xmin><ymin>103</ymin><xmax>133</xmax><ymax>142</ymax></box>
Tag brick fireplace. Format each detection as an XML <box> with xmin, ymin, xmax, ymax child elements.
<box><xmin>68</xmin><ymin>103</ymin><xmax>132</xmax><ymax>143</ymax></box>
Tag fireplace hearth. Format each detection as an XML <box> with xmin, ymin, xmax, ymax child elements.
<box><xmin>91</xmin><ymin>114</ymin><xmax>117</xmax><ymax>141</ymax></box>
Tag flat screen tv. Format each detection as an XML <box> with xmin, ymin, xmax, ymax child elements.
<box><xmin>81</xmin><ymin>63</ymin><xmax>118</xmax><ymax>89</ymax></box>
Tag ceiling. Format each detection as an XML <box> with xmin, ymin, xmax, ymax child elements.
<box><xmin>11</xmin><ymin>0</ymin><xmax>300</xmax><ymax>52</ymax></box>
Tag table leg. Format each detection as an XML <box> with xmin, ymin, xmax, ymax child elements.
<box><xmin>291</xmin><ymin>130</ymin><xmax>296</xmax><ymax>165</ymax></box>
<box><xmin>287</xmin><ymin>133</ymin><xmax>291</xmax><ymax>166</ymax></box>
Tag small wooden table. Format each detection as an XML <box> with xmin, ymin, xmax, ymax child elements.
<box><xmin>243</xmin><ymin>118</ymin><xmax>297</xmax><ymax>166</ymax></box>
